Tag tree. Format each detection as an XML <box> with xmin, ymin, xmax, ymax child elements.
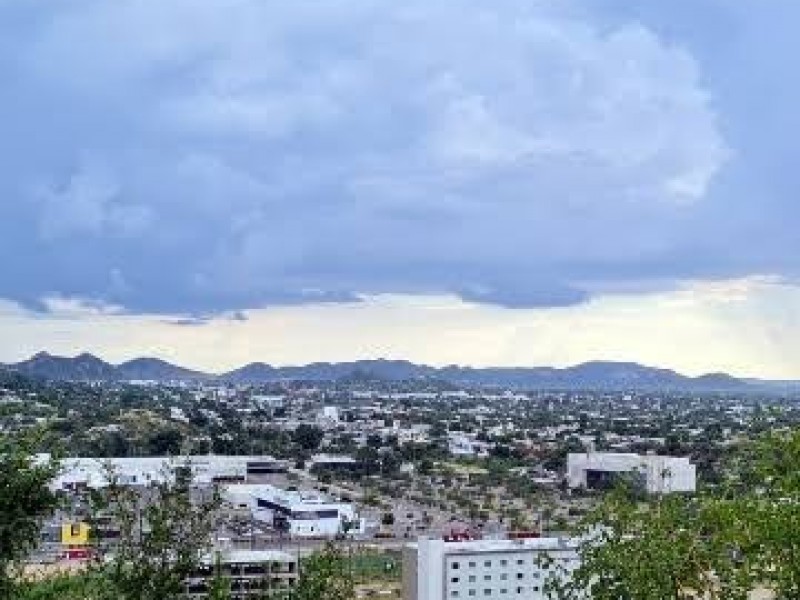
<box><xmin>0</xmin><ymin>434</ymin><xmax>61</xmax><ymax>597</ymax></box>
<box><xmin>86</xmin><ymin>463</ymin><xmax>221</xmax><ymax>600</ymax></box>
<box><xmin>292</xmin><ymin>544</ymin><xmax>354</xmax><ymax>600</ymax></box>
<box><xmin>545</xmin><ymin>483</ymin><xmax>749</xmax><ymax>600</ymax></box>
<box><xmin>292</xmin><ymin>424</ymin><xmax>324</xmax><ymax>452</ymax></box>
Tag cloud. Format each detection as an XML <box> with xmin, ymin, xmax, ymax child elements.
<box><xmin>3</xmin><ymin>0</ymin><xmax>792</xmax><ymax>316</ymax></box>
<box><xmin>0</xmin><ymin>279</ymin><xmax>798</xmax><ymax>379</ymax></box>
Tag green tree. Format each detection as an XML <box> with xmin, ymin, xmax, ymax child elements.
<box><xmin>86</xmin><ymin>463</ymin><xmax>221</xmax><ymax>600</ymax></box>
<box><xmin>292</xmin><ymin>425</ymin><xmax>324</xmax><ymax>452</ymax></box>
<box><xmin>0</xmin><ymin>434</ymin><xmax>61</xmax><ymax>597</ymax></box>
<box><xmin>546</xmin><ymin>484</ymin><xmax>749</xmax><ymax>600</ymax></box>
<box><xmin>292</xmin><ymin>544</ymin><xmax>354</xmax><ymax>600</ymax></box>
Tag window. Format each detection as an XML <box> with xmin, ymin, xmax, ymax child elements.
<box><xmin>70</xmin><ymin>523</ymin><xmax>81</xmax><ymax>537</ymax></box>
<box><xmin>516</xmin><ymin>588</ymin><xmax>523</xmax><ymax>594</ymax></box>
<box><xmin>469</xmin><ymin>576</ymin><xmax>476</xmax><ymax>583</ymax></box>
<box><xmin>469</xmin><ymin>562</ymin><xmax>476</xmax><ymax>568</ymax></box>
<box><xmin>484</xmin><ymin>575</ymin><xmax>491</xmax><ymax>581</ymax></box>
<box><xmin>516</xmin><ymin>559</ymin><xmax>524</xmax><ymax>566</ymax></box>
<box><xmin>516</xmin><ymin>573</ymin><xmax>524</xmax><ymax>580</ymax></box>
<box><xmin>452</xmin><ymin>562</ymin><xmax>460</xmax><ymax>570</ymax></box>
<box><xmin>484</xmin><ymin>561</ymin><xmax>492</xmax><ymax>568</ymax></box>
<box><xmin>484</xmin><ymin>590</ymin><xmax>491</xmax><ymax>596</ymax></box>
<box><xmin>500</xmin><ymin>560</ymin><xmax>508</xmax><ymax>567</ymax></box>
<box><xmin>533</xmin><ymin>586</ymin><xmax>540</xmax><ymax>592</ymax></box>
<box><xmin>451</xmin><ymin>577</ymin><xmax>460</xmax><ymax>583</ymax></box>
<box><xmin>468</xmin><ymin>591</ymin><xmax>476</xmax><ymax>597</ymax></box>
<box><xmin>500</xmin><ymin>574</ymin><xmax>508</xmax><ymax>581</ymax></box>
<box><xmin>451</xmin><ymin>592</ymin><xmax>459</xmax><ymax>598</ymax></box>
<box><xmin>500</xmin><ymin>590</ymin><xmax>507</xmax><ymax>595</ymax></box>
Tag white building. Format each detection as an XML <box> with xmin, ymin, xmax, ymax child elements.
<box><xmin>45</xmin><ymin>455</ymin><xmax>286</xmax><ymax>490</ymax></box>
<box><xmin>403</xmin><ymin>536</ymin><xmax>579</xmax><ymax>600</ymax></box>
<box><xmin>318</xmin><ymin>405</ymin><xmax>340</xmax><ymax>423</ymax></box>
<box><xmin>223</xmin><ymin>483</ymin><xmax>363</xmax><ymax>538</ymax></box>
<box><xmin>566</xmin><ymin>452</ymin><xmax>696</xmax><ymax>494</ymax></box>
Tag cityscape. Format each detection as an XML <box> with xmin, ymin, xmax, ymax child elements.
<box><xmin>1</xmin><ymin>0</ymin><xmax>799</xmax><ymax>599</ymax></box>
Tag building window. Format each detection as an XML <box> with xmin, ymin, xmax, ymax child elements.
<box><xmin>516</xmin><ymin>588</ymin><xmax>523</xmax><ymax>594</ymax></box>
<box><xmin>484</xmin><ymin>561</ymin><xmax>492</xmax><ymax>568</ymax></box>
<box><xmin>469</xmin><ymin>562</ymin><xmax>476</xmax><ymax>568</ymax></box>
<box><xmin>469</xmin><ymin>576</ymin><xmax>476</xmax><ymax>583</ymax></box>
<box><xmin>70</xmin><ymin>523</ymin><xmax>81</xmax><ymax>537</ymax></box>
<box><xmin>484</xmin><ymin>575</ymin><xmax>491</xmax><ymax>581</ymax></box>
<box><xmin>500</xmin><ymin>590</ymin><xmax>507</xmax><ymax>595</ymax></box>
<box><xmin>452</xmin><ymin>577</ymin><xmax>460</xmax><ymax>583</ymax></box>
<box><xmin>451</xmin><ymin>592</ymin><xmax>459</xmax><ymax>598</ymax></box>
<box><xmin>500</xmin><ymin>560</ymin><xmax>508</xmax><ymax>567</ymax></box>
<box><xmin>516</xmin><ymin>573</ymin><xmax>524</xmax><ymax>580</ymax></box>
<box><xmin>468</xmin><ymin>591</ymin><xmax>476</xmax><ymax>597</ymax></box>
<box><xmin>452</xmin><ymin>562</ymin><xmax>460</xmax><ymax>570</ymax></box>
<box><xmin>484</xmin><ymin>590</ymin><xmax>491</xmax><ymax>596</ymax></box>
<box><xmin>500</xmin><ymin>574</ymin><xmax>508</xmax><ymax>581</ymax></box>
<box><xmin>516</xmin><ymin>559</ymin><xmax>524</xmax><ymax>566</ymax></box>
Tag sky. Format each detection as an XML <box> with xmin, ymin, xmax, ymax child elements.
<box><xmin>0</xmin><ymin>0</ymin><xmax>798</xmax><ymax>378</ymax></box>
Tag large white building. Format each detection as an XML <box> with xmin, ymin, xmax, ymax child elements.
<box><xmin>223</xmin><ymin>483</ymin><xmax>363</xmax><ymax>538</ymax></box>
<box><xmin>566</xmin><ymin>452</ymin><xmax>696</xmax><ymax>494</ymax></box>
<box><xmin>44</xmin><ymin>455</ymin><xmax>287</xmax><ymax>490</ymax></box>
<box><xmin>403</xmin><ymin>536</ymin><xmax>579</xmax><ymax>600</ymax></box>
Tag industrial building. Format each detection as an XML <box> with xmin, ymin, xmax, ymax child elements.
<box><xmin>223</xmin><ymin>483</ymin><xmax>364</xmax><ymax>538</ymax></box>
<box><xmin>566</xmin><ymin>452</ymin><xmax>696</xmax><ymax>494</ymax></box>
<box><xmin>43</xmin><ymin>454</ymin><xmax>288</xmax><ymax>490</ymax></box>
<box><xmin>185</xmin><ymin>549</ymin><xmax>297</xmax><ymax>599</ymax></box>
<box><xmin>403</xmin><ymin>536</ymin><xmax>579</xmax><ymax>600</ymax></box>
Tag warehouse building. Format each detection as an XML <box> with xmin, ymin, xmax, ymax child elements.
<box><xmin>566</xmin><ymin>452</ymin><xmax>696</xmax><ymax>494</ymax></box>
<box><xmin>403</xmin><ymin>536</ymin><xmax>579</xmax><ymax>600</ymax></box>
<box><xmin>43</xmin><ymin>454</ymin><xmax>288</xmax><ymax>490</ymax></box>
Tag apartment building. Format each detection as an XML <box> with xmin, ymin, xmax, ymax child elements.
<box><xmin>403</xmin><ymin>536</ymin><xmax>579</xmax><ymax>600</ymax></box>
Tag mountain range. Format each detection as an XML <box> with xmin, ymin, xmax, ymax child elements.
<box><xmin>2</xmin><ymin>351</ymin><xmax>797</xmax><ymax>392</ymax></box>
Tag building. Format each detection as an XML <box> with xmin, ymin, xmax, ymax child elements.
<box><xmin>317</xmin><ymin>405</ymin><xmax>340</xmax><ymax>426</ymax></box>
<box><xmin>223</xmin><ymin>483</ymin><xmax>364</xmax><ymax>538</ymax></box>
<box><xmin>44</xmin><ymin>455</ymin><xmax>288</xmax><ymax>490</ymax></box>
<box><xmin>185</xmin><ymin>549</ymin><xmax>297</xmax><ymax>599</ymax></box>
<box><xmin>403</xmin><ymin>536</ymin><xmax>579</xmax><ymax>600</ymax></box>
<box><xmin>566</xmin><ymin>452</ymin><xmax>696</xmax><ymax>494</ymax></box>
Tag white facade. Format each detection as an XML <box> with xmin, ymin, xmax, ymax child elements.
<box><xmin>566</xmin><ymin>452</ymin><xmax>696</xmax><ymax>494</ymax></box>
<box><xmin>404</xmin><ymin>537</ymin><xmax>579</xmax><ymax>600</ymax></box>
<box><xmin>45</xmin><ymin>455</ymin><xmax>282</xmax><ymax>490</ymax></box>
<box><xmin>223</xmin><ymin>483</ymin><xmax>362</xmax><ymax>538</ymax></box>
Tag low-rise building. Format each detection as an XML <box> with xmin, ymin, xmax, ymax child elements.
<box><xmin>223</xmin><ymin>483</ymin><xmax>363</xmax><ymax>538</ymax></box>
<box><xmin>44</xmin><ymin>454</ymin><xmax>287</xmax><ymax>490</ymax></box>
<box><xmin>566</xmin><ymin>452</ymin><xmax>696</xmax><ymax>494</ymax></box>
<box><xmin>185</xmin><ymin>549</ymin><xmax>297</xmax><ymax>599</ymax></box>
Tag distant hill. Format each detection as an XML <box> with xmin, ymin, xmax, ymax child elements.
<box><xmin>116</xmin><ymin>357</ymin><xmax>209</xmax><ymax>381</ymax></box>
<box><xmin>5</xmin><ymin>352</ymin><xmax>792</xmax><ymax>392</ymax></box>
<box><xmin>12</xmin><ymin>351</ymin><xmax>118</xmax><ymax>381</ymax></box>
<box><xmin>8</xmin><ymin>352</ymin><xmax>206</xmax><ymax>382</ymax></box>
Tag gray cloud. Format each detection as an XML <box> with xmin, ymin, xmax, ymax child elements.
<box><xmin>1</xmin><ymin>0</ymin><xmax>794</xmax><ymax>315</ymax></box>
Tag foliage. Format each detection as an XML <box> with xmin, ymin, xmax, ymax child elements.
<box><xmin>292</xmin><ymin>544</ymin><xmax>355</xmax><ymax>600</ymax></box>
<box><xmin>0</xmin><ymin>433</ymin><xmax>61</xmax><ymax>597</ymax></box>
<box><xmin>548</xmin><ymin>429</ymin><xmax>800</xmax><ymax>600</ymax></box>
<box><xmin>85</xmin><ymin>463</ymin><xmax>221</xmax><ymax>600</ymax></box>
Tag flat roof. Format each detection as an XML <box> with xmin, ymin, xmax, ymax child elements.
<box><xmin>202</xmin><ymin>549</ymin><xmax>295</xmax><ymax>564</ymax></box>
